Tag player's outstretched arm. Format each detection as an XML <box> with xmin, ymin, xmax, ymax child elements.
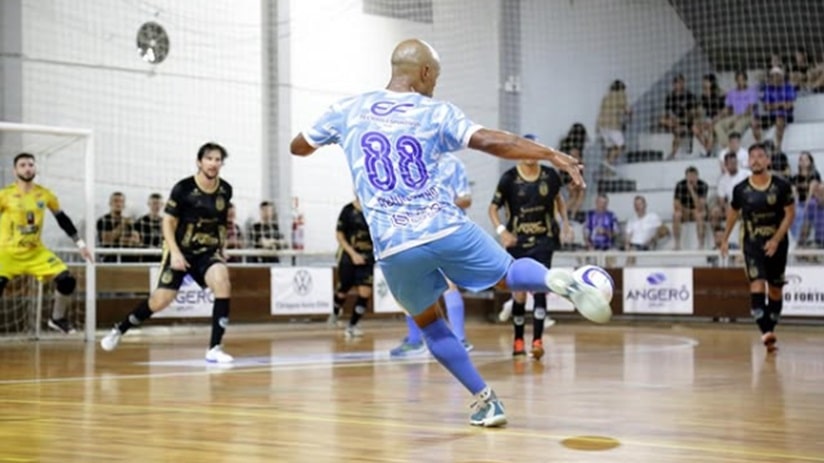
<box><xmin>51</xmin><ymin>209</ymin><xmax>93</xmax><ymax>262</ymax></box>
<box><xmin>468</xmin><ymin>129</ymin><xmax>585</xmax><ymax>187</ymax></box>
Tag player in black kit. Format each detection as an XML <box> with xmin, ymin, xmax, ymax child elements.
<box><xmin>100</xmin><ymin>142</ymin><xmax>236</xmax><ymax>363</ymax></box>
<box><xmin>721</xmin><ymin>143</ymin><xmax>794</xmax><ymax>353</ymax></box>
<box><xmin>330</xmin><ymin>197</ymin><xmax>375</xmax><ymax>339</ymax></box>
<box><xmin>489</xmin><ymin>144</ymin><xmax>568</xmax><ymax>360</ymax></box>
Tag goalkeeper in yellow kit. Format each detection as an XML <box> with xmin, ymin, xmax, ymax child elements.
<box><xmin>0</xmin><ymin>153</ymin><xmax>93</xmax><ymax>333</ymax></box>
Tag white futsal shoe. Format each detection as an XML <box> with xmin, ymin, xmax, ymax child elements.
<box><xmin>546</xmin><ymin>269</ymin><xmax>610</xmax><ymax>323</ymax></box>
<box><xmin>205</xmin><ymin>345</ymin><xmax>234</xmax><ymax>363</ymax></box>
<box><xmin>100</xmin><ymin>327</ymin><xmax>122</xmax><ymax>352</ymax></box>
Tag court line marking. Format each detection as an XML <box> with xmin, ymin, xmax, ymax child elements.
<box><xmin>2</xmin><ymin>396</ymin><xmax>823</xmax><ymax>462</ymax></box>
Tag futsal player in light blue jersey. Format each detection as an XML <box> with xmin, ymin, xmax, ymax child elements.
<box><xmin>390</xmin><ymin>152</ymin><xmax>473</xmax><ymax>357</ymax></box>
<box><xmin>291</xmin><ymin>39</ymin><xmax>606</xmax><ymax>427</ymax></box>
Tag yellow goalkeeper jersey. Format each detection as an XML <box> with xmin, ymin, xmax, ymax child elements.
<box><xmin>0</xmin><ymin>183</ymin><xmax>60</xmax><ymax>253</ymax></box>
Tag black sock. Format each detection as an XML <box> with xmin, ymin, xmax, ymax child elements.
<box><xmin>209</xmin><ymin>298</ymin><xmax>230</xmax><ymax>348</ymax></box>
<box><xmin>750</xmin><ymin>293</ymin><xmax>770</xmax><ymax>334</ymax></box>
<box><xmin>766</xmin><ymin>297</ymin><xmax>783</xmax><ymax>333</ymax></box>
<box><xmin>117</xmin><ymin>299</ymin><xmax>153</xmax><ymax>334</ymax></box>
<box><xmin>349</xmin><ymin>296</ymin><xmax>367</xmax><ymax>326</ymax></box>
<box><xmin>533</xmin><ymin>293</ymin><xmax>547</xmax><ymax>341</ymax></box>
<box><xmin>512</xmin><ymin>299</ymin><xmax>526</xmax><ymax>340</ymax></box>
<box><xmin>333</xmin><ymin>293</ymin><xmax>346</xmax><ymax>316</ymax></box>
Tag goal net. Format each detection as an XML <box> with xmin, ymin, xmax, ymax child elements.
<box><xmin>0</xmin><ymin>122</ymin><xmax>95</xmax><ymax>341</ymax></box>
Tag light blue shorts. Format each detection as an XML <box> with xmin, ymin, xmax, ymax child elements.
<box><xmin>378</xmin><ymin>222</ymin><xmax>512</xmax><ymax>316</ymax></box>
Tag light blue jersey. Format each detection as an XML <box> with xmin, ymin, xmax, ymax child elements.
<box><xmin>440</xmin><ymin>153</ymin><xmax>471</xmax><ymax>202</ymax></box>
<box><xmin>303</xmin><ymin>89</ymin><xmax>481</xmax><ymax>260</ymax></box>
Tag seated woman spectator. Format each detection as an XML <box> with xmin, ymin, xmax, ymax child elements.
<box><xmin>789</xmin><ymin>47</ymin><xmax>811</xmax><ymax>90</ymax></box>
<box><xmin>808</xmin><ymin>51</ymin><xmax>824</xmax><ymax>93</ymax></box>
<box><xmin>596</xmin><ymin>80</ymin><xmax>631</xmax><ymax>165</ymax></box>
<box><xmin>800</xmin><ymin>183</ymin><xmax>824</xmax><ymax>248</ymax></box>
<box><xmin>692</xmin><ymin>73</ymin><xmax>726</xmax><ymax>156</ymax></box>
<box><xmin>790</xmin><ymin>151</ymin><xmax>821</xmax><ymax>240</ymax></box>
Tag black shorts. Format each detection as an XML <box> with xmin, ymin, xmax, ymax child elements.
<box><xmin>156</xmin><ymin>250</ymin><xmax>223</xmax><ymax>290</ymax></box>
<box><xmin>743</xmin><ymin>239</ymin><xmax>788</xmax><ymax>287</ymax></box>
<box><xmin>336</xmin><ymin>253</ymin><xmax>374</xmax><ymax>291</ymax></box>
<box><xmin>507</xmin><ymin>243</ymin><xmax>554</xmax><ymax>268</ymax></box>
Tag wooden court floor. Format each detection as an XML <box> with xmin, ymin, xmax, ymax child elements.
<box><xmin>1</xmin><ymin>321</ymin><xmax>823</xmax><ymax>462</ymax></box>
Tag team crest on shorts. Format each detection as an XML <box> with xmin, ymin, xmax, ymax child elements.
<box><xmin>215</xmin><ymin>196</ymin><xmax>225</xmax><ymax>211</ymax></box>
<box><xmin>748</xmin><ymin>262</ymin><xmax>759</xmax><ymax>279</ymax></box>
<box><xmin>766</xmin><ymin>194</ymin><xmax>776</xmax><ymax>205</ymax></box>
<box><xmin>161</xmin><ymin>269</ymin><xmax>173</xmax><ymax>284</ymax></box>
<box><xmin>539</xmin><ymin>182</ymin><xmax>549</xmax><ymax>196</ymax></box>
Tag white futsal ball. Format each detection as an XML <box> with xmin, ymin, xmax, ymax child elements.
<box><xmin>571</xmin><ymin>265</ymin><xmax>614</xmax><ymax>323</ymax></box>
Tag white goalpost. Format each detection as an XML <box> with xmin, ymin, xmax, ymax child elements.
<box><xmin>0</xmin><ymin>121</ymin><xmax>96</xmax><ymax>342</ymax></box>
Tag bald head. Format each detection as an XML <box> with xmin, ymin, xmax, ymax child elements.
<box><xmin>387</xmin><ymin>39</ymin><xmax>441</xmax><ymax>97</ymax></box>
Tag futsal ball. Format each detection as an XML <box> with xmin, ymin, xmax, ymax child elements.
<box><xmin>571</xmin><ymin>265</ymin><xmax>614</xmax><ymax>324</ymax></box>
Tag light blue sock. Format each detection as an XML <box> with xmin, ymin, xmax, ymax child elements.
<box><xmin>444</xmin><ymin>289</ymin><xmax>466</xmax><ymax>342</ymax></box>
<box><xmin>405</xmin><ymin>315</ymin><xmax>423</xmax><ymax>344</ymax></box>
<box><xmin>421</xmin><ymin>318</ymin><xmax>486</xmax><ymax>394</ymax></box>
<box><xmin>505</xmin><ymin>258</ymin><xmax>550</xmax><ymax>292</ymax></box>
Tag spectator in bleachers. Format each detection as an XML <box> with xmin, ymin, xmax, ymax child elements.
<box><xmin>791</xmin><ymin>151</ymin><xmax>821</xmax><ymax>240</ymax></box>
<box><xmin>250</xmin><ymin>200</ymin><xmax>284</xmax><ymax>263</ymax></box>
<box><xmin>714</xmin><ymin>71</ymin><xmax>759</xmax><ymax>149</ymax></box>
<box><xmin>672</xmin><ymin>166</ymin><xmax>708</xmax><ymax>250</ymax></box>
<box><xmin>560</xmin><ymin>123</ymin><xmax>588</xmax><ymax>152</ymax></box>
<box><xmin>692</xmin><ymin>73</ymin><xmax>725</xmax><ymax>156</ymax></box>
<box><xmin>808</xmin><ymin>51</ymin><xmax>824</xmax><ymax>93</ymax></box>
<box><xmin>584</xmin><ymin>194</ymin><xmax>619</xmax><ymax>252</ymax></box>
<box><xmin>225</xmin><ymin>202</ymin><xmax>245</xmax><ymax>262</ymax></box>
<box><xmin>800</xmin><ymin>183</ymin><xmax>824</xmax><ymax>248</ymax></box>
<box><xmin>135</xmin><ymin>192</ymin><xmax>164</xmax><ymax>262</ymax></box>
<box><xmin>596</xmin><ymin>80</ymin><xmax>630</xmax><ymax>166</ymax></box>
<box><xmin>789</xmin><ymin>47</ymin><xmax>811</xmax><ymax>90</ymax></box>
<box><xmin>659</xmin><ymin>74</ymin><xmax>699</xmax><ymax>160</ymax></box>
<box><xmin>712</xmin><ymin>152</ymin><xmax>751</xmax><ymax>245</ymax></box>
<box><xmin>97</xmin><ymin>192</ymin><xmax>141</xmax><ymax>262</ymax></box>
<box><xmin>758</xmin><ymin>66</ymin><xmax>796</xmax><ymax>151</ymax></box>
<box><xmin>765</xmin><ymin>140</ymin><xmax>791</xmax><ymax>179</ymax></box>
<box><xmin>717</xmin><ymin>131</ymin><xmax>748</xmax><ymax>174</ymax></box>
<box><xmin>624</xmin><ymin>195</ymin><xmax>667</xmax><ymax>266</ymax></box>
<box><xmin>560</xmin><ymin>146</ymin><xmax>585</xmax><ymax>222</ymax></box>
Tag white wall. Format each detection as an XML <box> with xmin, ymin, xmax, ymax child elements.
<box><xmin>284</xmin><ymin>0</ymin><xmax>501</xmax><ymax>252</ymax></box>
<box><xmin>520</xmin><ymin>0</ymin><xmax>695</xmax><ymax>145</ymax></box>
<box><xmin>18</xmin><ymin>0</ymin><xmax>263</xmax><ymax>234</ymax></box>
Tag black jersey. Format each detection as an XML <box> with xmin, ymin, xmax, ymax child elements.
<box><xmin>731</xmin><ymin>175</ymin><xmax>794</xmax><ymax>245</ymax></box>
<box><xmin>164</xmin><ymin>176</ymin><xmax>232</xmax><ymax>256</ymax></box>
<box><xmin>491</xmin><ymin>165</ymin><xmax>562</xmax><ymax>248</ymax></box>
<box><xmin>336</xmin><ymin>202</ymin><xmax>373</xmax><ymax>258</ymax></box>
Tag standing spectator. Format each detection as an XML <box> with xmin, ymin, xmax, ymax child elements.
<box><xmin>712</xmin><ymin>152</ymin><xmax>751</xmax><ymax>249</ymax></box>
<box><xmin>790</xmin><ymin>151</ymin><xmax>821</xmax><ymax>240</ymax></box>
<box><xmin>560</xmin><ymin>123</ymin><xmax>588</xmax><ymax>153</ymax></box>
<box><xmin>135</xmin><ymin>192</ymin><xmax>163</xmax><ymax>262</ymax></box>
<box><xmin>757</xmin><ymin>67</ymin><xmax>796</xmax><ymax>151</ymax></box>
<box><xmin>97</xmin><ymin>192</ymin><xmax>141</xmax><ymax>262</ymax></box>
<box><xmin>673</xmin><ymin>166</ymin><xmax>709</xmax><ymax>250</ymax></box>
<box><xmin>800</xmin><ymin>183</ymin><xmax>824</xmax><ymax>247</ymax></box>
<box><xmin>692</xmin><ymin>73</ymin><xmax>726</xmax><ymax>156</ymax></box>
<box><xmin>250</xmin><ymin>201</ymin><xmax>284</xmax><ymax>263</ymax></box>
<box><xmin>659</xmin><ymin>74</ymin><xmax>699</xmax><ymax>159</ymax></box>
<box><xmin>560</xmin><ymin>146</ymin><xmax>585</xmax><ymax>222</ymax></box>
<box><xmin>596</xmin><ymin>79</ymin><xmax>631</xmax><ymax>165</ymax></box>
<box><xmin>789</xmin><ymin>47</ymin><xmax>811</xmax><ymax>90</ymax></box>
<box><xmin>584</xmin><ymin>194</ymin><xmax>619</xmax><ymax>251</ymax></box>
<box><xmin>714</xmin><ymin>71</ymin><xmax>759</xmax><ymax>148</ymax></box>
<box><xmin>717</xmin><ymin>132</ymin><xmax>748</xmax><ymax>175</ymax></box>
<box><xmin>625</xmin><ymin>195</ymin><xmax>667</xmax><ymax>266</ymax></box>
<box><xmin>225</xmin><ymin>203</ymin><xmax>245</xmax><ymax>262</ymax></box>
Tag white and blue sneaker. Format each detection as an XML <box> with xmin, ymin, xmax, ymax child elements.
<box><xmin>462</xmin><ymin>340</ymin><xmax>475</xmax><ymax>352</ymax></box>
<box><xmin>469</xmin><ymin>387</ymin><xmax>507</xmax><ymax>427</ymax></box>
<box><xmin>546</xmin><ymin>269</ymin><xmax>609</xmax><ymax>321</ymax></box>
<box><xmin>205</xmin><ymin>345</ymin><xmax>234</xmax><ymax>363</ymax></box>
<box><xmin>389</xmin><ymin>337</ymin><xmax>427</xmax><ymax>357</ymax></box>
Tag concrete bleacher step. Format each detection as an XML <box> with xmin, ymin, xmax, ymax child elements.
<box><xmin>781</xmin><ymin>122</ymin><xmax>824</xmax><ymax>153</ymax></box>
<box><xmin>794</xmin><ymin>94</ymin><xmax>824</xmax><ymax>123</ymax></box>
<box><xmin>597</xmin><ymin>178</ymin><xmax>636</xmax><ymax>194</ymax></box>
<box><xmin>614</xmin><ymin>157</ymin><xmax>720</xmax><ymax>191</ymax></box>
